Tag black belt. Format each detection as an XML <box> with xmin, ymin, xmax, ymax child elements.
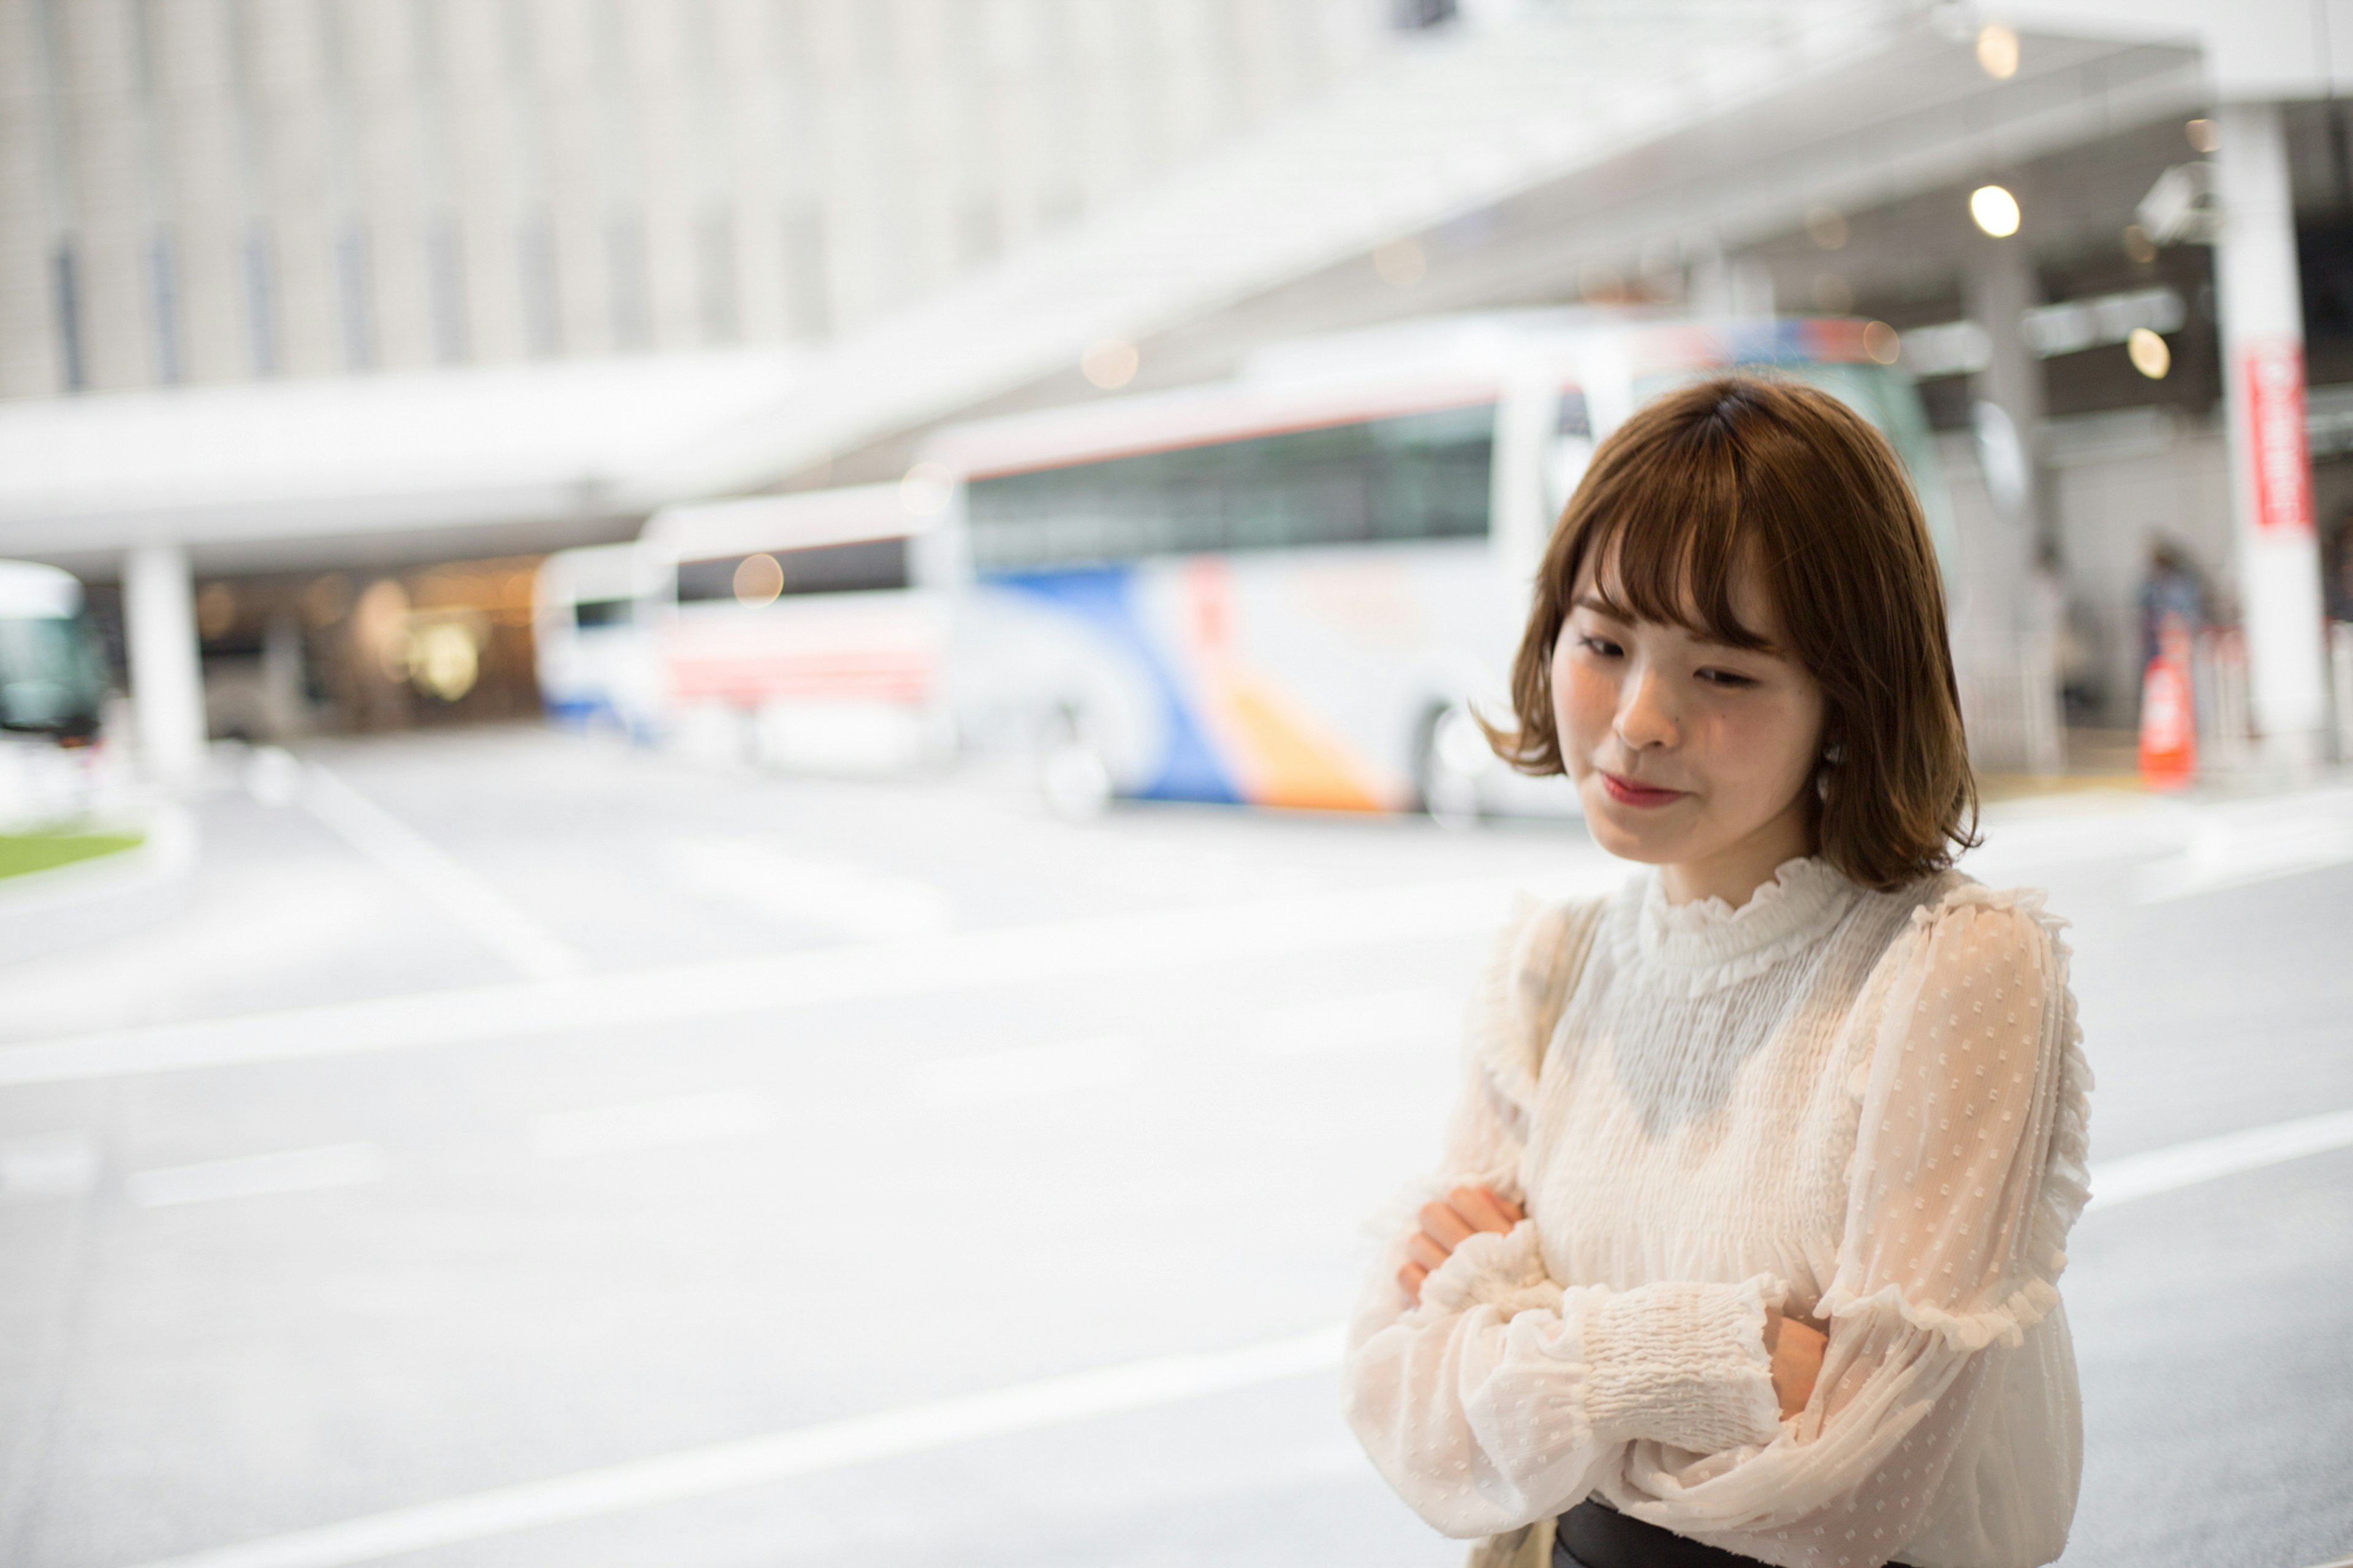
<box><xmin>1553</xmin><ymin>1498</ymin><xmax>1917</xmax><ymax>1568</ymax></box>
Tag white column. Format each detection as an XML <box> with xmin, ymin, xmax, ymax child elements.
<box><xmin>124</xmin><ymin>542</ymin><xmax>207</xmax><ymax>785</ymax></box>
<box><xmin>2215</xmin><ymin>102</ymin><xmax>2328</xmax><ymax>765</ymax></box>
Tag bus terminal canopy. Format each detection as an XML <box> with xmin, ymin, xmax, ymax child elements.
<box><xmin>0</xmin><ymin>3</ymin><xmax>2206</xmax><ymax>578</ymax></box>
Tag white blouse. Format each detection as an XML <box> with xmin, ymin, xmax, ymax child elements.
<box><xmin>1341</xmin><ymin>858</ymin><xmax>2091</xmax><ymax>1568</ymax></box>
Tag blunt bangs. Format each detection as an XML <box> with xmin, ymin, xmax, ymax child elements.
<box><xmin>1575</xmin><ymin>410</ymin><xmax>1775</xmax><ymax>654</ymax></box>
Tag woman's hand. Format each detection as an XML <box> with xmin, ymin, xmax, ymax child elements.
<box><xmin>1763</xmin><ymin>1307</ymin><xmax>1827</xmax><ymax>1420</ymax></box>
<box><xmin>1398</xmin><ymin>1185</ymin><xmax>1525</xmax><ymax>1301</ymax></box>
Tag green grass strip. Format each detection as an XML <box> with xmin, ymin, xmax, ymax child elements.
<box><xmin>0</xmin><ymin>832</ymin><xmax>144</xmax><ymax>881</ymax></box>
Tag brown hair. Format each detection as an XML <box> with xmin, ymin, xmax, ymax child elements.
<box><xmin>1492</xmin><ymin>374</ymin><xmax>1977</xmax><ymax>891</ymax></box>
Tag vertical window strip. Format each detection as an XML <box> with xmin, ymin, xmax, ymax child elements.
<box><xmin>336</xmin><ymin>219</ymin><xmax>377</xmax><ymax>371</ymax></box>
<box><xmin>518</xmin><ymin>216</ymin><xmax>561</xmax><ymax>358</ymax></box>
<box><xmin>243</xmin><ymin>221</ymin><xmax>279</xmax><ymax>375</ymax></box>
<box><xmin>429</xmin><ymin>215</ymin><xmax>469</xmax><ymax>364</ymax></box>
<box><xmin>51</xmin><ymin>242</ymin><xmax>86</xmax><ymax>393</ymax></box>
<box><xmin>32</xmin><ymin>0</ymin><xmax>81</xmax><ymax>392</ymax></box>
<box><xmin>698</xmin><ymin>208</ymin><xmax>739</xmax><ymax>345</ymax></box>
<box><xmin>607</xmin><ymin>213</ymin><xmax>651</xmax><ymax>351</ymax></box>
<box><xmin>225</xmin><ymin>0</ymin><xmax>276</xmax><ymax>376</ymax></box>
<box><xmin>147</xmin><ymin>228</ymin><xmax>184</xmax><ymax>384</ymax></box>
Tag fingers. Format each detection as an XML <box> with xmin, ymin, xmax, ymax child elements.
<box><xmin>1418</xmin><ymin>1199</ymin><xmax>1475</xmax><ymax>1251</ymax></box>
<box><xmin>1768</xmin><ymin>1316</ymin><xmax>1829</xmax><ymax>1420</ymax></box>
<box><xmin>1452</xmin><ymin>1185</ymin><xmax>1523</xmax><ymax>1233</ymax></box>
<box><xmin>1404</xmin><ymin>1230</ymin><xmax>1451</xmax><ymax>1274</ymax></box>
<box><xmin>1402</xmin><ymin>1188</ymin><xmax>1528</xmax><ymax>1305</ymax></box>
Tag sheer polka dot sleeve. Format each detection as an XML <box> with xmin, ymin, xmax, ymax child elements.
<box><xmin>1597</xmin><ymin>889</ymin><xmax>2090</xmax><ymax>1568</ymax></box>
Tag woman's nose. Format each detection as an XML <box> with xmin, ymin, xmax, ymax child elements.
<box><xmin>1615</xmin><ymin>669</ymin><xmax>1679</xmax><ymax>750</ymax></box>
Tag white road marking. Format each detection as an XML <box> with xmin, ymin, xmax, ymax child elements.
<box><xmin>901</xmin><ymin>1036</ymin><xmax>1142</xmax><ymax>1110</ymax></box>
<box><xmin>2085</xmin><ymin>1107</ymin><xmax>2353</xmax><ymax>1209</ymax></box>
<box><xmin>297</xmin><ymin>763</ymin><xmax>586</xmax><ymax>982</ymax></box>
<box><xmin>118</xmin><ymin>1324</ymin><xmax>1345</xmax><ymax>1568</ymax></box>
<box><xmin>531</xmin><ymin>1091</ymin><xmax>773</xmax><ymax>1159</ymax></box>
<box><xmin>0</xmin><ymin>863</ymin><xmax>1629</xmax><ymax>1089</ymax></box>
<box><xmin>103</xmin><ymin>1104</ymin><xmax>2353</xmax><ymax>1567</ymax></box>
<box><xmin>126</xmin><ymin>1143</ymin><xmax>388</xmax><ymax>1208</ymax></box>
<box><xmin>1249</xmin><ymin>987</ymin><xmax>1457</xmax><ymax>1057</ymax></box>
<box><xmin>2137</xmin><ymin>789</ymin><xmax>2353</xmax><ymax>901</ymax></box>
<box><xmin>0</xmin><ymin>1131</ymin><xmax>100</xmax><ymax>1201</ymax></box>
<box><xmin>666</xmin><ymin>837</ymin><xmax>954</xmax><ymax>939</ymax></box>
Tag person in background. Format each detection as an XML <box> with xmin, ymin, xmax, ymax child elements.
<box><xmin>2136</xmin><ymin>540</ymin><xmax>2205</xmax><ymax>681</ymax></box>
<box><xmin>1343</xmin><ymin>378</ymin><xmax>2090</xmax><ymax>1568</ymax></box>
<box><xmin>2325</xmin><ymin>514</ymin><xmax>2353</xmax><ymax>624</ymax></box>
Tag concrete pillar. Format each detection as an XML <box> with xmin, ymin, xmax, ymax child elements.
<box><xmin>260</xmin><ymin>607</ymin><xmax>309</xmax><ymax>738</ymax></box>
<box><xmin>1966</xmin><ymin>241</ymin><xmax>2044</xmax><ymax>540</ymax></box>
<box><xmin>1953</xmin><ymin>241</ymin><xmax>2063</xmax><ymax>770</ymax></box>
<box><xmin>124</xmin><ymin>543</ymin><xmax>207</xmax><ymax>784</ymax></box>
<box><xmin>2215</xmin><ymin>102</ymin><xmax>2329</xmax><ymax>764</ymax></box>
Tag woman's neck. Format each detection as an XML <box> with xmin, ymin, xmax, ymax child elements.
<box><xmin>1658</xmin><ymin>801</ymin><xmax>1816</xmax><ymax>909</ymax></box>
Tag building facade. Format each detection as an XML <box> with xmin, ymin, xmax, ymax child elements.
<box><xmin>0</xmin><ymin>0</ymin><xmax>1382</xmax><ymax>400</ymax></box>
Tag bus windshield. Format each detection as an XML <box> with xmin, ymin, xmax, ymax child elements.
<box><xmin>0</xmin><ymin>612</ymin><xmax>108</xmax><ymax>734</ymax></box>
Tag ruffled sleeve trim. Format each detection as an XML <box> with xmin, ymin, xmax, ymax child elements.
<box><xmin>1464</xmin><ymin>892</ymin><xmax>1612</xmax><ymax>1119</ymax></box>
<box><xmin>1417</xmin><ymin>1220</ymin><xmax>1565</xmax><ymax>1320</ymax></box>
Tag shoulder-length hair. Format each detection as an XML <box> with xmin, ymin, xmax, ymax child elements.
<box><xmin>1491</xmin><ymin>373</ymin><xmax>1978</xmax><ymax>892</ymax></box>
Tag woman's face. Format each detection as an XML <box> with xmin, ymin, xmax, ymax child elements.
<box><xmin>1550</xmin><ymin>549</ymin><xmax>1828</xmax><ymax>902</ymax></box>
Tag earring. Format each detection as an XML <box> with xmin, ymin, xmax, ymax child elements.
<box><xmin>1822</xmin><ymin>741</ymin><xmax>1845</xmax><ymax>767</ymax></box>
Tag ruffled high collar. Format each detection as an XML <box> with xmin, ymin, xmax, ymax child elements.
<box><xmin>1623</xmin><ymin>856</ymin><xmax>1859</xmax><ymax>995</ymax></box>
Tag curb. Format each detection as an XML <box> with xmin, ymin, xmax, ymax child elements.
<box><xmin>0</xmin><ymin>806</ymin><xmax>199</xmax><ymax>965</ymax></box>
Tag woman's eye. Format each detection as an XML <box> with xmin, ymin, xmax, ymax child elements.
<box><xmin>1697</xmin><ymin>668</ymin><xmax>1759</xmax><ymax>688</ymax></box>
<box><xmin>1578</xmin><ymin>635</ymin><xmax>1623</xmax><ymax>659</ymax></box>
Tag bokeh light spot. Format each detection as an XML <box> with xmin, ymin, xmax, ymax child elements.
<box><xmin>1082</xmin><ymin>339</ymin><xmax>1139</xmax><ymax>390</ymax></box>
<box><xmin>1969</xmin><ymin>184</ymin><xmax>2021</xmax><ymax>238</ymax></box>
<box><xmin>733</xmin><ymin>553</ymin><xmax>784</xmax><ymax>607</ymax></box>
<box><xmin>1976</xmin><ymin>24</ymin><xmax>2019</xmax><ymax>79</ymax></box>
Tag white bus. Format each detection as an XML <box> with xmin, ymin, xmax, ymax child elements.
<box><xmin>534</xmin><ymin>485</ymin><xmax>952</xmax><ymax>771</ymax></box>
<box><xmin>919</xmin><ymin>311</ymin><xmax>1955</xmax><ymax>816</ymax></box>
<box><xmin>532</xmin><ymin>543</ymin><xmax>667</xmax><ymax>738</ymax></box>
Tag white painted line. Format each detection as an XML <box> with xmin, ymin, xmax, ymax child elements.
<box><xmin>1249</xmin><ymin>987</ymin><xmax>1457</xmax><ymax>1057</ymax></box>
<box><xmin>2137</xmin><ymin>791</ymin><xmax>2353</xmax><ymax>901</ymax></box>
<box><xmin>298</xmin><ymin>763</ymin><xmax>586</xmax><ymax>982</ymax></box>
<box><xmin>666</xmin><ymin>837</ymin><xmax>953</xmax><ymax>939</ymax></box>
<box><xmin>0</xmin><ymin>1131</ymin><xmax>100</xmax><ymax>1202</ymax></box>
<box><xmin>118</xmin><ymin>1324</ymin><xmax>1345</xmax><ymax>1568</ymax></box>
<box><xmin>126</xmin><ymin>1143</ymin><xmax>388</xmax><ymax>1208</ymax></box>
<box><xmin>2086</xmin><ymin>1107</ymin><xmax>2353</xmax><ymax>1210</ymax></box>
<box><xmin>901</xmin><ymin>1036</ymin><xmax>1142</xmax><ymax>1110</ymax></box>
<box><xmin>0</xmin><ymin>862</ymin><xmax>1629</xmax><ymax>1089</ymax></box>
<box><xmin>531</xmin><ymin>1091</ymin><xmax>773</xmax><ymax>1159</ymax></box>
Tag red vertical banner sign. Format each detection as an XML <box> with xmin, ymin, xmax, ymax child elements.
<box><xmin>2245</xmin><ymin>338</ymin><xmax>2314</xmax><ymax>536</ymax></box>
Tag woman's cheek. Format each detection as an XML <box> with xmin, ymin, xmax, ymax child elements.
<box><xmin>1723</xmin><ymin>694</ymin><xmax>1820</xmax><ymax>804</ymax></box>
<box><xmin>1553</xmin><ymin>656</ymin><xmax>1612</xmax><ymax>774</ymax></box>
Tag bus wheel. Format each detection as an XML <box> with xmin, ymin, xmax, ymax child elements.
<box><xmin>1039</xmin><ymin>711</ymin><xmax>1112</xmax><ymax>819</ymax></box>
<box><xmin>1416</xmin><ymin>705</ymin><xmax>1487</xmax><ymax>830</ymax></box>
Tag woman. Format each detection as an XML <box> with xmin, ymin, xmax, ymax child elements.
<box><xmin>1341</xmin><ymin>377</ymin><xmax>2090</xmax><ymax>1568</ymax></box>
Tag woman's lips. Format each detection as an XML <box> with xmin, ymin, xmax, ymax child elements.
<box><xmin>1599</xmin><ymin>770</ymin><xmax>1688</xmax><ymax>808</ymax></box>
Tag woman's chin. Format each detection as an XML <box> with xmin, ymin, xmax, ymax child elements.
<box><xmin>1580</xmin><ymin>793</ymin><xmax>1688</xmax><ymax>864</ymax></box>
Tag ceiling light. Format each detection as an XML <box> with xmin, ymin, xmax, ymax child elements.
<box><xmin>1969</xmin><ymin>185</ymin><xmax>2020</xmax><ymax>238</ymax></box>
<box><xmin>1976</xmin><ymin>23</ymin><xmax>2020</xmax><ymax>79</ymax></box>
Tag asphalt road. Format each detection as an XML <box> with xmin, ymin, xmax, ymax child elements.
<box><xmin>0</xmin><ymin>727</ymin><xmax>2347</xmax><ymax>1568</ymax></box>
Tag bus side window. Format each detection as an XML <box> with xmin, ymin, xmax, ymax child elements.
<box><xmin>965</xmin><ymin>403</ymin><xmax>1496</xmax><ymax>572</ymax></box>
